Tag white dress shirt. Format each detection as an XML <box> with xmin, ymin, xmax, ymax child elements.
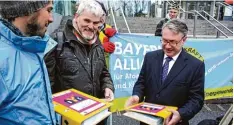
<box><xmin>163</xmin><ymin>50</ymin><xmax>182</xmax><ymax>75</ymax></box>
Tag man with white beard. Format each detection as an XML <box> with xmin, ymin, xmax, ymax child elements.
<box><xmin>45</xmin><ymin>2</ymin><xmax>114</xmax><ymax>125</ymax></box>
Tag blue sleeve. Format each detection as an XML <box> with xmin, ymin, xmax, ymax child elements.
<box><xmin>0</xmin><ymin>73</ymin><xmax>8</xmax><ymax>106</ymax></box>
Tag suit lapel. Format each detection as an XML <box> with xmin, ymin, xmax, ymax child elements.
<box><xmin>153</xmin><ymin>50</ymin><xmax>164</xmax><ymax>93</ymax></box>
<box><xmin>158</xmin><ymin>49</ymin><xmax>188</xmax><ymax>92</ymax></box>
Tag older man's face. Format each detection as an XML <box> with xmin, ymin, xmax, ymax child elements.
<box><xmin>161</xmin><ymin>27</ymin><xmax>186</xmax><ymax>57</ymax></box>
<box><xmin>75</xmin><ymin>10</ymin><xmax>102</xmax><ymax>41</ymax></box>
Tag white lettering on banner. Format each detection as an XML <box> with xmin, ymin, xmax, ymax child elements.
<box><xmin>128</xmin><ymin>81</ymin><xmax>135</xmax><ymax>88</ymax></box>
<box><xmin>114</xmin><ymin>58</ymin><xmax>144</xmax><ymax>70</ymax></box>
<box><xmin>149</xmin><ymin>45</ymin><xmax>158</xmax><ymax>52</ymax></box>
<box><xmin>125</xmin><ymin>73</ymin><xmax>139</xmax><ymax>79</ymax></box>
<box><xmin>115</xmin><ymin>82</ymin><xmax>127</xmax><ymax>89</ymax></box>
<box><xmin>113</xmin><ymin>74</ymin><xmax>123</xmax><ymax>80</ymax></box>
<box><xmin>114</xmin><ymin>81</ymin><xmax>136</xmax><ymax>89</ymax></box>
<box><xmin>134</xmin><ymin>43</ymin><xmax>142</xmax><ymax>55</ymax></box>
<box><xmin>114</xmin><ymin>58</ymin><xmax>122</xmax><ymax>70</ymax></box>
<box><xmin>205</xmin><ymin>52</ymin><xmax>233</xmax><ymax>76</ymax></box>
<box><xmin>113</xmin><ymin>73</ymin><xmax>139</xmax><ymax>80</ymax></box>
<box><xmin>143</xmin><ymin>45</ymin><xmax>151</xmax><ymax>55</ymax></box>
<box><xmin>124</xmin><ymin>43</ymin><xmax>134</xmax><ymax>55</ymax></box>
<box><xmin>114</xmin><ymin>42</ymin><xmax>123</xmax><ymax>54</ymax></box>
<box><xmin>113</xmin><ymin>73</ymin><xmax>139</xmax><ymax>90</ymax></box>
<box><xmin>114</xmin><ymin>42</ymin><xmax>161</xmax><ymax>55</ymax></box>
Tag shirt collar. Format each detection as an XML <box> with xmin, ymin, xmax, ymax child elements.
<box><xmin>164</xmin><ymin>49</ymin><xmax>182</xmax><ymax>61</ymax></box>
<box><xmin>0</xmin><ymin>20</ymin><xmax>50</xmax><ymax>53</ymax></box>
<box><xmin>0</xmin><ymin>18</ymin><xmax>23</xmax><ymax>36</ymax></box>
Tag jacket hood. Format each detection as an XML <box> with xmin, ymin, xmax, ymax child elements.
<box><xmin>0</xmin><ymin>21</ymin><xmax>49</xmax><ymax>53</ymax></box>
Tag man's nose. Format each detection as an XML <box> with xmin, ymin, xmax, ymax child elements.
<box><xmin>49</xmin><ymin>14</ymin><xmax>53</xmax><ymax>23</ymax></box>
<box><xmin>88</xmin><ymin>23</ymin><xmax>94</xmax><ymax>29</ymax></box>
<box><xmin>165</xmin><ymin>43</ymin><xmax>172</xmax><ymax>48</ymax></box>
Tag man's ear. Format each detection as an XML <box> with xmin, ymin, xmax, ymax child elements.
<box><xmin>100</xmin><ymin>16</ymin><xmax>106</xmax><ymax>24</ymax></box>
<box><xmin>74</xmin><ymin>13</ymin><xmax>79</xmax><ymax>18</ymax></box>
<box><xmin>182</xmin><ymin>36</ymin><xmax>187</xmax><ymax>43</ymax></box>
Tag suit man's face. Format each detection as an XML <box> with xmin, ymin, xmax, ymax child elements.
<box><xmin>161</xmin><ymin>27</ymin><xmax>186</xmax><ymax>57</ymax></box>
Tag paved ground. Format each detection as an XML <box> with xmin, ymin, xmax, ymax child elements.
<box><xmin>107</xmin><ymin>104</ymin><xmax>232</xmax><ymax>125</ymax></box>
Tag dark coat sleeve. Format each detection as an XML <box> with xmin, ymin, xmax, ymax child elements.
<box><xmin>178</xmin><ymin>62</ymin><xmax>205</xmax><ymax>120</ymax></box>
<box><xmin>155</xmin><ymin>20</ymin><xmax>164</xmax><ymax>36</ymax></box>
<box><xmin>44</xmin><ymin>31</ymin><xmax>58</xmax><ymax>93</ymax></box>
<box><xmin>99</xmin><ymin>49</ymin><xmax>115</xmax><ymax>93</ymax></box>
<box><xmin>44</xmin><ymin>47</ymin><xmax>57</xmax><ymax>93</ymax></box>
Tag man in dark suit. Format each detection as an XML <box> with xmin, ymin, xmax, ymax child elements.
<box><xmin>125</xmin><ymin>19</ymin><xmax>205</xmax><ymax>125</ymax></box>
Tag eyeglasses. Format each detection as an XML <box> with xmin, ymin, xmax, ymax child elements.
<box><xmin>160</xmin><ymin>36</ymin><xmax>185</xmax><ymax>46</ymax></box>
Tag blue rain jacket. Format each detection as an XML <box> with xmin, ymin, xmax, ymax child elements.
<box><xmin>0</xmin><ymin>21</ymin><xmax>57</xmax><ymax>125</ymax></box>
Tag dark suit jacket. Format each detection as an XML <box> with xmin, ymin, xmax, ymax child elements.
<box><xmin>133</xmin><ymin>49</ymin><xmax>205</xmax><ymax>124</ymax></box>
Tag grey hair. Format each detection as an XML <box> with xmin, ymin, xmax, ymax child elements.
<box><xmin>162</xmin><ymin>19</ymin><xmax>188</xmax><ymax>36</ymax></box>
<box><xmin>76</xmin><ymin>0</ymin><xmax>104</xmax><ymax>17</ymax></box>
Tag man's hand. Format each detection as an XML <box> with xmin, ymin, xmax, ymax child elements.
<box><xmin>124</xmin><ymin>95</ymin><xmax>139</xmax><ymax>108</ymax></box>
<box><xmin>102</xmin><ymin>37</ymin><xmax>115</xmax><ymax>53</ymax></box>
<box><xmin>104</xmin><ymin>88</ymin><xmax>114</xmax><ymax>102</ymax></box>
<box><xmin>165</xmin><ymin>110</ymin><xmax>181</xmax><ymax>125</ymax></box>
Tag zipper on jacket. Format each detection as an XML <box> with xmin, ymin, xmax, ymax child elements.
<box><xmin>86</xmin><ymin>44</ymin><xmax>99</xmax><ymax>97</ymax></box>
<box><xmin>35</xmin><ymin>54</ymin><xmax>55</xmax><ymax>125</ymax></box>
<box><xmin>89</xmin><ymin>45</ymin><xmax>97</xmax><ymax>96</ymax></box>
<box><xmin>87</xmin><ymin>57</ymin><xmax>90</xmax><ymax>64</ymax></box>
<box><xmin>74</xmin><ymin>43</ymin><xmax>99</xmax><ymax>97</ymax></box>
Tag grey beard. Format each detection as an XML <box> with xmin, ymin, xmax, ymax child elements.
<box><xmin>72</xmin><ymin>19</ymin><xmax>97</xmax><ymax>45</ymax></box>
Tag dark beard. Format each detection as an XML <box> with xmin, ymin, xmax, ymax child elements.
<box><xmin>25</xmin><ymin>13</ymin><xmax>44</xmax><ymax>37</ymax></box>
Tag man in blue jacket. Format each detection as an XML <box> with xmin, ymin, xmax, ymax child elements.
<box><xmin>0</xmin><ymin>1</ymin><xmax>57</xmax><ymax>125</ymax></box>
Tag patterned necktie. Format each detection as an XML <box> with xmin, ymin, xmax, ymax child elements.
<box><xmin>162</xmin><ymin>57</ymin><xmax>173</xmax><ymax>83</ymax></box>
